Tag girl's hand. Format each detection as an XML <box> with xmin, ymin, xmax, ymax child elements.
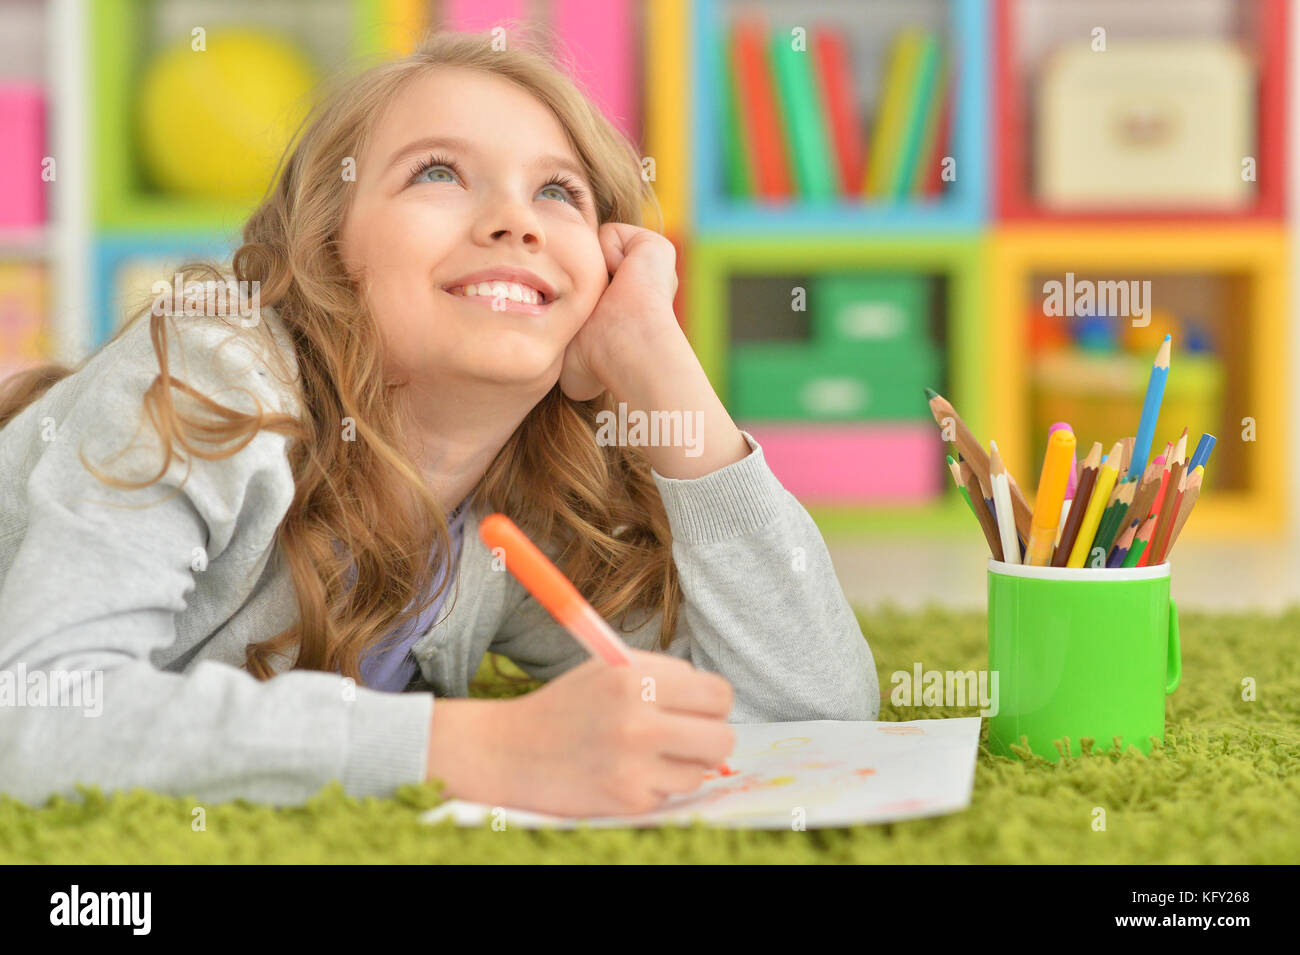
<box><xmin>559</xmin><ymin>223</ymin><xmax>681</xmax><ymax>402</ymax></box>
<box><xmin>431</xmin><ymin>649</ymin><xmax>735</xmax><ymax>817</ymax></box>
<box><xmin>555</xmin><ymin>222</ymin><xmax>750</xmax><ymax>478</ymax></box>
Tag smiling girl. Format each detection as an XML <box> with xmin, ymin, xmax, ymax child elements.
<box><xmin>0</xmin><ymin>30</ymin><xmax>877</xmax><ymax>816</ymax></box>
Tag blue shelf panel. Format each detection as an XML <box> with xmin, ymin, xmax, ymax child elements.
<box><xmin>91</xmin><ymin>232</ymin><xmax>239</xmax><ymax>348</ymax></box>
<box><xmin>691</xmin><ymin>0</ymin><xmax>989</xmax><ymax>234</ymax></box>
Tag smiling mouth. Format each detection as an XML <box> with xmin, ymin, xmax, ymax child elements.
<box><xmin>440</xmin><ymin>286</ymin><xmax>555</xmax><ymax>314</ymax></box>
<box><xmin>441</xmin><ymin>281</ymin><xmax>554</xmax><ymax>305</ymax></box>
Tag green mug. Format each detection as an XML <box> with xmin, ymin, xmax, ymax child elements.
<box><xmin>987</xmin><ymin>560</ymin><xmax>1181</xmax><ymax>761</ymax></box>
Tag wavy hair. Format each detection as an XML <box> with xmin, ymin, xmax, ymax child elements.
<box><xmin>0</xmin><ymin>28</ymin><xmax>681</xmax><ymax>682</ymax></box>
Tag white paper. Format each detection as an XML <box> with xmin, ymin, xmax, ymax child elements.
<box><xmin>419</xmin><ymin>718</ymin><xmax>981</xmax><ymax>830</ymax></box>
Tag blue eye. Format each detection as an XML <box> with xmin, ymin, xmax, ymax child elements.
<box><xmin>408</xmin><ymin>153</ymin><xmax>589</xmax><ymax>212</ymax></box>
<box><xmin>538</xmin><ymin>183</ymin><xmax>572</xmax><ymax>203</ymax></box>
<box><xmin>417</xmin><ymin>165</ymin><xmax>456</xmax><ymax>183</ymax></box>
<box><xmin>409</xmin><ymin>154</ymin><xmax>462</xmax><ymax>184</ymax></box>
<box><xmin>540</xmin><ymin>174</ymin><xmax>589</xmax><ymax>209</ymax></box>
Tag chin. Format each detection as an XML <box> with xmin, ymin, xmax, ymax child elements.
<box><xmin>471</xmin><ymin>347</ymin><xmax>563</xmax><ymax>389</ymax></box>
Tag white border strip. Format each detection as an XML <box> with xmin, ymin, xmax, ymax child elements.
<box><xmin>988</xmin><ymin>559</ymin><xmax>1170</xmax><ymax>582</ymax></box>
<box><xmin>50</xmin><ymin>0</ymin><xmax>90</xmax><ymax>363</ymax></box>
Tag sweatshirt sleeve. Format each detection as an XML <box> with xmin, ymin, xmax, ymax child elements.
<box><xmin>0</xmin><ymin>315</ymin><xmax>433</xmax><ymax>807</ymax></box>
<box><xmin>489</xmin><ymin>432</ymin><xmax>880</xmax><ymax>723</ymax></box>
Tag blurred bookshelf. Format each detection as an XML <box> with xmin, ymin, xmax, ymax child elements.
<box><xmin>990</xmin><ymin>227</ymin><xmax>1288</xmax><ymax>536</ymax></box>
<box><xmin>0</xmin><ymin>0</ymin><xmax>1291</xmax><ymax>539</ymax></box>
<box><xmin>692</xmin><ymin>0</ymin><xmax>988</xmax><ymax>234</ymax></box>
<box><xmin>994</xmin><ymin>0</ymin><xmax>1286</xmax><ymax>222</ymax></box>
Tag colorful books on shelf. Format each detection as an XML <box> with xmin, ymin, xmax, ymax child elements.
<box><xmin>721</xmin><ymin>18</ymin><xmax>951</xmax><ymax>203</ymax></box>
<box><xmin>0</xmin><ymin>263</ymin><xmax>49</xmax><ymax>383</ymax></box>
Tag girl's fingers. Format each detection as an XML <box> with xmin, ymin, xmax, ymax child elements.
<box><xmin>625</xmin><ymin>651</ymin><xmax>733</xmax><ymax>718</ymax></box>
<box><xmin>598</xmin><ymin>222</ymin><xmax>632</xmax><ymax>272</ymax></box>
<box><xmin>650</xmin><ymin>755</ymin><xmax>712</xmax><ymax>797</ymax></box>
<box><xmin>649</xmin><ymin>710</ymin><xmax>737</xmax><ymax>768</ymax></box>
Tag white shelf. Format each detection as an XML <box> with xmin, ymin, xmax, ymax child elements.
<box><xmin>47</xmin><ymin>0</ymin><xmax>90</xmax><ymax>363</ymax></box>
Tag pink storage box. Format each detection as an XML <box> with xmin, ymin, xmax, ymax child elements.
<box><xmin>440</xmin><ymin>0</ymin><xmax>527</xmax><ymax>31</ymax></box>
<box><xmin>0</xmin><ymin>84</ymin><xmax>47</xmax><ymax>227</ymax></box>
<box><xmin>441</xmin><ymin>0</ymin><xmax>639</xmax><ymax>142</ymax></box>
<box><xmin>742</xmin><ymin>423</ymin><xmax>942</xmax><ymax>504</ymax></box>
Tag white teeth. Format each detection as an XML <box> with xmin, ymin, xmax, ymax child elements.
<box><xmin>450</xmin><ymin>281</ymin><xmax>543</xmax><ymax>304</ymax></box>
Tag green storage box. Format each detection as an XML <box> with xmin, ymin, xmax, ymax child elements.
<box><xmin>729</xmin><ymin>341</ymin><xmax>940</xmax><ymax>422</ymax></box>
<box><xmin>810</xmin><ymin>273</ymin><xmax>931</xmax><ymax>347</ymax></box>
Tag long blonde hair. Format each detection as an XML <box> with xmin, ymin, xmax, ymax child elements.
<box><xmin>0</xmin><ymin>29</ymin><xmax>681</xmax><ymax>680</ymax></box>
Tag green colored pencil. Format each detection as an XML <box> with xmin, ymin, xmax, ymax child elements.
<box><xmin>948</xmin><ymin>454</ymin><xmax>975</xmax><ymax>516</ymax></box>
<box><xmin>1095</xmin><ymin>477</ymin><xmax>1137</xmax><ymax>557</ymax></box>
<box><xmin>1094</xmin><ymin>500</ymin><xmax>1125</xmax><ymax>556</ymax></box>
<box><xmin>1121</xmin><ymin>515</ymin><xmax>1158</xmax><ymax>568</ymax></box>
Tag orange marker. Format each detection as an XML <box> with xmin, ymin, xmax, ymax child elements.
<box><xmin>480</xmin><ymin>513</ymin><xmax>633</xmax><ymax>666</ymax></box>
<box><xmin>480</xmin><ymin>514</ymin><xmax>733</xmax><ymax>775</ymax></box>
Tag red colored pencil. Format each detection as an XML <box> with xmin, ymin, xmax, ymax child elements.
<box><xmin>1153</xmin><ymin>469</ymin><xmax>1190</xmax><ymax>564</ymax></box>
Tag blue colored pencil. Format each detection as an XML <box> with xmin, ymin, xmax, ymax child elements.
<box><xmin>1190</xmin><ymin>433</ymin><xmax>1216</xmax><ymax>472</ymax></box>
<box><xmin>1126</xmin><ymin>335</ymin><xmax>1172</xmax><ymax>481</ymax></box>
<box><xmin>1106</xmin><ymin>518</ymin><xmax>1141</xmax><ymax>568</ymax></box>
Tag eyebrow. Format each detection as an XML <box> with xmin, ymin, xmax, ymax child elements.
<box><xmin>387</xmin><ymin>135</ymin><xmax>591</xmax><ymax>186</ymax></box>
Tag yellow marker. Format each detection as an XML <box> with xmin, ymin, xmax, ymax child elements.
<box><xmin>1066</xmin><ymin>441</ymin><xmax>1123</xmax><ymax>568</ymax></box>
<box><xmin>1026</xmin><ymin>429</ymin><xmax>1076</xmax><ymax>565</ymax></box>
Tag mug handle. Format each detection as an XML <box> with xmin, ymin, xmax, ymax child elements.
<box><xmin>1165</xmin><ymin>598</ymin><xmax>1181</xmax><ymax>695</ymax></box>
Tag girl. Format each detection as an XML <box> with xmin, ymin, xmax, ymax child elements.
<box><xmin>0</xmin><ymin>30</ymin><xmax>878</xmax><ymax>816</ymax></box>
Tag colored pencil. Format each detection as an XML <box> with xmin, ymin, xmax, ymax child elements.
<box><xmin>989</xmin><ymin>441</ymin><xmax>1021</xmax><ymax>565</ymax></box>
<box><xmin>1067</xmin><ymin>440</ymin><xmax>1121</xmax><ymax>567</ymax></box>
<box><xmin>1140</xmin><ymin>445</ymin><xmax>1172</xmax><ymax>514</ymax></box>
<box><xmin>1163</xmin><ymin>466</ymin><xmax>1204</xmax><ymax>557</ymax></box>
<box><xmin>1094</xmin><ymin>477</ymin><xmax>1136</xmax><ymax>558</ymax></box>
<box><xmin>1027</xmin><ymin>428</ymin><xmax>1076</xmax><ymax>566</ymax></box>
<box><xmin>1116</xmin><ymin>461</ymin><xmax>1162</xmax><ymax>554</ymax></box>
<box><xmin>1190</xmin><ymin>433</ymin><xmax>1216</xmax><ymax>472</ymax></box>
<box><xmin>965</xmin><ymin>455</ymin><xmax>996</xmax><ymax>516</ymax></box>
<box><xmin>959</xmin><ymin>459</ymin><xmax>1003</xmax><ymax>560</ymax></box>
<box><xmin>948</xmin><ymin>454</ymin><xmax>975</xmax><ymax>515</ymax></box>
<box><xmin>925</xmin><ymin>388</ymin><xmax>1033</xmax><ymax>541</ymax></box>
<box><xmin>1122</xmin><ymin>515</ymin><xmax>1159</xmax><ymax>568</ymax></box>
<box><xmin>1140</xmin><ymin>458</ymin><xmax>1185</xmax><ymax>567</ymax></box>
<box><xmin>1054</xmin><ymin>441</ymin><xmax>1100</xmax><ymax>567</ymax></box>
<box><xmin>1105</xmin><ymin>519</ymin><xmax>1141</xmax><ymax>568</ymax></box>
<box><xmin>1148</xmin><ymin>460</ymin><xmax>1173</xmax><ymax>519</ymax></box>
<box><xmin>1143</xmin><ymin>439</ymin><xmax>1180</xmax><ymax>528</ymax></box>
<box><xmin>1172</xmin><ymin>428</ymin><xmax>1189</xmax><ymax>467</ymax></box>
<box><xmin>1127</xmin><ymin>335</ymin><xmax>1171</xmax><ymax>481</ymax></box>
<box><xmin>1150</xmin><ymin>463</ymin><xmax>1189</xmax><ymax>565</ymax></box>
<box><xmin>1120</xmin><ymin>436</ymin><xmax>1135</xmax><ymax>476</ymax></box>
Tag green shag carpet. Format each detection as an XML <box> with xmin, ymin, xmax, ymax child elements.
<box><xmin>2</xmin><ymin>608</ymin><xmax>1298</xmax><ymax>864</ymax></box>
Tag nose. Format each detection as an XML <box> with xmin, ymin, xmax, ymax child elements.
<box><xmin>475</xmin><ymin>196</ymin><xmax>544</xmax><ymax>250</ymax></box>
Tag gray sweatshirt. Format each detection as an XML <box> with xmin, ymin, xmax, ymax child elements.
<box><xmin>0</xmin><ymin>309</ymin><xmax>879</xmax><ymax>807</ymax></box>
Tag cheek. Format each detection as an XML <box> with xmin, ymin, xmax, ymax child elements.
<box><xmin>564</xmin><ymin>232</ymin><xmax>609</xmax><ymax>308</ymax></box>
<box><xmin>344</xmin><ymin>209</ymin><xmax>447</xmax><ymax>325</ymax></box>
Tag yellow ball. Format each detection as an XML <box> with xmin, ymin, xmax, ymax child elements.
<box><xmin>137</xmin><ymin>30</ymin><xmax>317</xmax><ymax>201</ymax></box>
